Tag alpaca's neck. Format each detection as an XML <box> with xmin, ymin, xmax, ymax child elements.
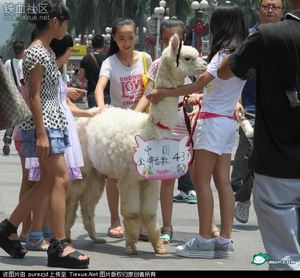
<box><xmin>156</xmin><ymin>58</ymin><xmax>186</xmax><ymax>89</ymax></box>
<box><xmin>148</xmin><ymin>61</ymin><xmax>186</xmax><ymax>133</ymax></box>
<box><xmin>148</xmin><ymin>96</ymin><xmax>179</xmax><ymax>130</ymax></box>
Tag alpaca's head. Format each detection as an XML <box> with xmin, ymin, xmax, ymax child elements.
<box><xmin>149</xmin><ymin>34</ymin><xmax>207</xmax><ymax>137</ymax></box>
<box><xmin>156</xmin><ymin>34</ymin><xmax>207</xmax><ymax>88</ymax></box>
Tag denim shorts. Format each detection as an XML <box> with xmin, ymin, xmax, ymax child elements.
<box><xmin>19</xmin><ymin>128</ymin><xmax>70</xmax><ymax>158</ymax></box>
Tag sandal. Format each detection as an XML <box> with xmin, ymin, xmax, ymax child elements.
<box><xmin>25</xmin><ymin>231</ymin><xmax>49</xmax><ymax>251</ymax></box>
<box><xmin>211</xmin><ymin>228</ymin><xmax>220</xmax><ymax>238</ymax></box>
<box><xmin>160</xmin><ymin>226</ymin><xmax>173</xmax><ymax>244</ymax></box>
<box><xmin>235</xmin><ymin>201</ymin><xmax>251</xmax><ymax>224</ymax></box>
<box><xmin>0</xmin><ymin>219</ymin><xmax>27</xmax><ymax>258</ymax></box>
<box><xmin>107</xmin><ymin>226</ymin><xmax>124</xmax><ymax>238</ymax></box>
<box><xmin>47</xmin><ymin>239</ymin><xmax>89</xmax><ymax>269</ymax></box>
<box><xmin>43</xmin><ymin>228</ymin><xmax>52</xmax><ymax>241</ymax></box>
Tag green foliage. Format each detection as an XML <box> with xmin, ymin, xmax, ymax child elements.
<box><xmin>0</xmin><ymin>0</ymin><xmax>37</xmax><ymax>59</ymax></box>
<box><xmin>1</xmin><ymin>0</ymin><xmax>290</xmax><ymax>59</ymax></box>
<box><xmin>175</xmin><ymin>0</ymin><xmax>193</xmax><ymax>22</ymax></box>
<box><xmin>230</xmin><ymin>0</ymin><xmax>258</xmax><ymax>27</ymax></box>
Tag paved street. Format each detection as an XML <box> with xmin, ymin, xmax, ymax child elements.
<box><xmin>0</xmin><ymin>130</ymin><xmax>267</xmax><ymax>271</ymax></box>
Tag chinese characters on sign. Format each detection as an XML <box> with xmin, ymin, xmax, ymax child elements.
<box><xmin>133</xmin><ymin>135</ymin><xmax>192</xmax><ymax>180</ymax></box>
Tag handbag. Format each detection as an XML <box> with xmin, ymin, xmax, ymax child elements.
<box><xmin>0</xmin><ymin>61</ymin><xmax>32</xmax><ymax>130</ymax></box>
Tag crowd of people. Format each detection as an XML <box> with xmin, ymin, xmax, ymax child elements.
<box><xmin>0</xmin><ymin>0</ymin><xmax>299</xmax><ymax>271</ymax></box>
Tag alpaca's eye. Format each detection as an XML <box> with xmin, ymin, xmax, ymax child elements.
<box><xmin>185</xmin><ymin>58</ymin><xmax>191</xmax><ymax>61</ymax></box>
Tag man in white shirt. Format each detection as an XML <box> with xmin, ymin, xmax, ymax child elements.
<box><xmin>2</xmin><ymin>40</ymin><xmax>24</xmax><ymax>155</ymax></box>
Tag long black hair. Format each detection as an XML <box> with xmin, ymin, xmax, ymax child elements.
<box><xmin>50</xmin><ymin>34</ymin><xmax>73</xmax><ymax>59</ymax></box>
<box><xmin>27</xmin><ymin>0</ymin><xmax>70</xmax><ymax>31</ymax></box>
<box><xmin>107</xmin><ymin>18</ymin><xmax>136</xmax><ymax>57</ymax></box>
<box><xmin>208</xmin><ymin>3</ymin><xmax>248</xmax><ymax>62</ymax></box>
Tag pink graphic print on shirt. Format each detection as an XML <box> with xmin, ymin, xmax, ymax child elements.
<box><xmin>120</xmin><ymin>73</ymin><xmax>145</xmax><ymax>106</ymax></box>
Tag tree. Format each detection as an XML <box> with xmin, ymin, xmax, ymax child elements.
<box><xmin>67</xmin><ymin>0</ymin><xmax>97</xmax><ymax>36</ymax></box>
<box><xmin>0</xmin><ymin>0</ymin><xmax>38</xmax><ymax>59</ymax></box>
<box><xmin>231</xmin><ymin>0</ymin><xmax>258</xmax><ymax>28</ymax></box>
<box><xmin>0</xmin><ymin>0</ymin><xmax>195</xmax><ymax>58</ymax></box>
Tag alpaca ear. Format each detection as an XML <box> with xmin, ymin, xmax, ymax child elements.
<box><xmin>169</xmin><ymin>33</ymin><xmax>179</xmax><ymax>53</ymax></box>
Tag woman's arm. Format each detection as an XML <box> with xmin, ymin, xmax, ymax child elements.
<box><xmin>67</xmin><ymin>87</ymin><xmax>87</xmax><ymax>101</ymax></box>
<box><xmin>234</xmin><ymin>101</ymin><xmax>245</xmax><ymax>120</ymax></box>
<box><xmin>94</xmin><ymin>75</ymin><xmax>109</xmax><ymax>108</ymax></box>
<box><xmin>28</xmin><ymin>64</ymin><xmax>49</xmax><ymax>158</ymax></box>
<box><xmin>147</xmin><ymin>71</ymin><xmax>214</xmax><ymax>103</ymax></box>
<box><xmin>134</xmin><ymin>80</ymin><xmax>154</xmax><ymax>112</ymax></box>
<box><xmin>67</xmin><ymin>97</ymin><xmax>100</xmax><ymax>117</ymax></box>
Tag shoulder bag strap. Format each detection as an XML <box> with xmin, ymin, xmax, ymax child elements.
<box><xmin>142</xmin><ymin>52</ymin><xmax>148</xmax><ymax>74</ymax></box>
<box><xmin>10</xmin><ymin>59</ymin><xmax>20</xmax><ymax>90</ymax></box>
<box><xmin>90</xmin><ymin>52</ymin><xmax>100</xmax><ymax>70</ymax></box>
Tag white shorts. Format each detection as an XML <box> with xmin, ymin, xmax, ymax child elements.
<box><xmin>193</xmin><ymin>117</ymin><xmax>237</xmax><ymax>155</ymax></box>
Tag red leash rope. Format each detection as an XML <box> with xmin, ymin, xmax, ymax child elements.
<box><xmin>178</xmin><ymin>95</ymin><xmax>201</xmax><ymax>165</ymax></box>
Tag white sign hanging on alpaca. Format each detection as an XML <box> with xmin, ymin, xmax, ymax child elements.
<box><xmin>133</xmin><ymin>135</ymin><xmax>192</xmax><ymax>180</ymax></box>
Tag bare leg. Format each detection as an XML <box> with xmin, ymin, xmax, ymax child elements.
<box><xmin>160</xmin><ymin>179</ymin><xmax>174</xmax><ymax>243</ymax></box>
<box><xmin>106</xmin><ymin>177</ymin><xmax>122</xmax><ymax>230</ymax></box>
<box><xmin>43</xmin><ymin>208</ymin><xmax>52</xmax><ymax>241</ymax></box>
<box><xmin>39</xmin><ymin>155</ymin><xmax>88</xmax><ymax>261</ymax></box>
<box><xmin>18</xmin><ymin>157</ymin><xmax>34</xmax><ymax>240</ymax></box>
<box><xmin>31</xmin><ymin>195</ymin><xmax>50</xmax><ymax>232</ymax></box>
<box><xmin>8</xmin><ymin>166</ymin><xmax>53</xmax><ymax>240</ymax></box>
<box><xmin>189</xmin><ymin>160</ymin><xmax>219</xmax><ymax>237</ymax></box>
<box><xmin>160</xmin><ymin>179</ymin><xmax>175</xmax><ymax>228</ymax></box>
<box><xmin>213</xmin><ymin>154</ymin><xmax>234</xmax><ymax>239</ymax></box>
<box><xmin>26</xmin><ymin>194</ymin><xmax>50</xmax><ymax>250</ymax></box>
<box><xmin>45</xmin><ymin>156</ymin><xmax>69</xmax><ymax>240</ymax></box>
<box><xmin>193</xmin><ymin>150</ymin><xmax>218</xmax><ymax>239</ymax></box>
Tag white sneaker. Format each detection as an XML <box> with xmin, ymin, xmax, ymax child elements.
<box><xmin>214</xmin><ymin>240</ymin><xmax>234</xmax><ymax>259</ymax></box>
<box><xmin>235</xmin><ymin>201</ymin><xmax>251</xmax><ymax>224</ymax></box>
<box><xmin>176</xmin><ymin>237</ymin><xmax>214</xmax><ymax>258</ymax></box>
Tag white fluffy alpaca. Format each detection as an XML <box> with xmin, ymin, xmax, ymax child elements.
<box><xmin>65</xmin><ymin>34</ymin><xmax>207</xmax><ymax>254</ymax></box>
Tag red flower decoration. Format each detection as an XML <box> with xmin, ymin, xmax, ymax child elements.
<box><xmin>145</xmin><ymin>35</ymin><xmax>156</xmax><ymax>45</ymax></box>
<box><xmin>194</xmin><ymin>22</ymin><xmax>209</xmax><ymax>35</ymax></box>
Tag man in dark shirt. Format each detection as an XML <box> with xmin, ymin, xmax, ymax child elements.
<box><xmin>79</xmin><ymin>35</ymin><xmax>109</xmax><ymax>108</ymax></box>
<box><xmin>218</xmin><ymin>0</ymin><xmax>300</xmax><ymax>270</ymax></box>
<box><xmin>231</xmin><ymin>0</ymin><xmax>285</xmax><ymax>224</ymax></box>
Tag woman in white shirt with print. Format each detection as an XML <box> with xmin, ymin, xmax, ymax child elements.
<box><xmin>94</xmin><ymin>18</ymin><xmax>152</xmax><ymax>238</ymax></box>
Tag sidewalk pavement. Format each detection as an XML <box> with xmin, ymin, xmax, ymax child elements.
<box><xmin>0</xmin><ymin>130</ymin><xmax>267</xmax><ymax>271</ymax></box>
